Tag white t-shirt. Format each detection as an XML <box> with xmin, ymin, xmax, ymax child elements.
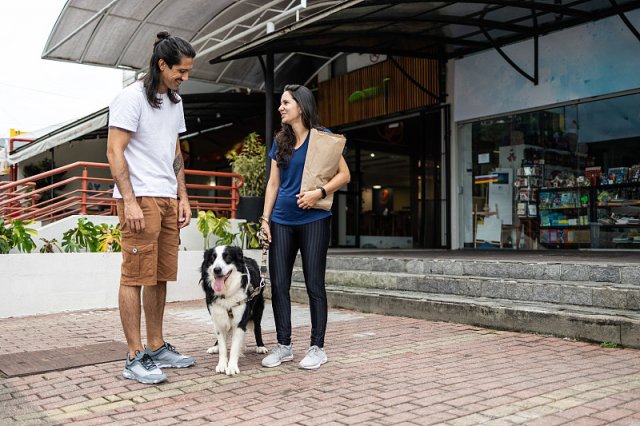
<box><xmin>109</xmin><ymin>81</ymin><xmax>186</xmax><ymax>198</ymax></box>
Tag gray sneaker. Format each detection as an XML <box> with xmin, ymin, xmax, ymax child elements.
<box><xmin>122</xmin><ymin>351</ymin><xmax>167</xmax><ymax>384</ymax></box>
<box><xmin>299</xmin><ymin>346</ymin><xmax>327</xmax><ymax>370</ymax></box>
<box><xmin>145</xmin><ymin>342</ymin><xmax>195</xmax><ymax>368</ymax></box>
<box><xmin>261</xmin><ymin>343</ymin><xmax>294</xmax><ymax>368</ymax></box>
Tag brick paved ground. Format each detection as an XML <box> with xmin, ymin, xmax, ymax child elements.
<box><xmin>2</xmin><ymin>300</ymin><xmax>640</xmax><ymax>425</ymax></box>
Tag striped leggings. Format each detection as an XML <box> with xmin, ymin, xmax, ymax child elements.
<box><xmin>269</xmin><ymin>216</ymin><xmax>331</xmax><ymax>348</ymax></box>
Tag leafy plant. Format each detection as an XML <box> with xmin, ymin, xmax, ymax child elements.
<box><xmin>7</xmin><ymin>219</ymin><xmax>38</xmax><ymax>253</ymax></box>
<box><xmin>39</xmin><ymin>237</ymin><xmax>62</xmax><ymax>253</ymax></box>
<box><xmin>196</xmin><ymin>210</ymin><xmax>238</xmax><ymax>249</ymax></box>
<box><xmin>61</xmin><ymin>218</ymin><xmax>101</xmax><ymax>252</ymax></box>
<box><xmin>238</xmin><ymin>221</ymin><xmax>261</xmax><ymax>249</ymax></box>
<box><xmin>226</xmin><ymin>132</ymin><xmax>266</xmax><ymax>197</ymax></box>
<box><xmin>98</xmin><ymin>223</ymin><xmax>122</xmax><ymax>252</ymax></box>
<box><xmin>600</xmin><ymin>341</ymin><xmax>619</xmax><ymax>349</ymax></box>
<box><xmin>0</xmin><ymin>219</ymin><xmax>12</xmax><ymax>254</ymax></box>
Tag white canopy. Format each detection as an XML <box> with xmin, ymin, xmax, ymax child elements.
<box><xmin>8</xmin><ymin>109</ymin><xmax>109</xmax><ymax>165</ymax></box>
<box><xmin>42</xmin><ymin>0</ymin><xmax>336</xmax><ymax>90</ymax></box>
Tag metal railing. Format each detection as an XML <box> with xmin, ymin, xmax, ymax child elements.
<box><xmin>0</xmin><ymin>161</ymin><xmax>243</xmax><ymax>223</ymax></box>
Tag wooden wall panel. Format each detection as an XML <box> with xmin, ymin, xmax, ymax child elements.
<box><xmin>317</xmin><ymin>57</ymin><xmax>441</xmax><ymax>128</ymax></box>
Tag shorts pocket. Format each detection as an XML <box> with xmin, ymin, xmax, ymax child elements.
<box><xmin>122</xmin><ymin>242</ymin><xmax>156</xmax><ymax>281</ymax></box>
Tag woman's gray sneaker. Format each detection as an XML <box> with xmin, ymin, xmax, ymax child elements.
<box><xmin>122</xmin><ymin>351</ymin><xmax>167</xmax><ymax>384</ymax></box>
<box><xmin>261</xmin><ymin>343</ymin><xmax>294</xmax><ymax>367</ymax></box>
<box><xmin>299</xmin><ymin>346</ymin><xmax>327</xmax><ymax>370</ymax></box>
<box><xmin>145</xmin><ymin>342</ymin><xmax>195</xmax><ymax>368</ymax></box>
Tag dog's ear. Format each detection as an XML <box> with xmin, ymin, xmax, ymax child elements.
<box><xmin>203</xmin><ymin>248</ymin><xmax>214</xmax><ymax>261</ymax></box>
<box><xmin>229</xmin><ymin>246</ymin><xmax>244</xmax><ymax>260</ymax></box>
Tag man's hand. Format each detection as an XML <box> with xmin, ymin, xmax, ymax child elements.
<box><xmin>124</xmin><ymin>199</ymin><xmax>145</xmax><ymax>233</ymax></box>
<box><xmin>178</xmin><ymin>198</ymin><xmax>192</xmax><ymax>228</ymax></box>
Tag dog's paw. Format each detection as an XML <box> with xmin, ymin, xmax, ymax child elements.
<box><xmin>225</xmin><ymin>363</ymin><xmax>240</xmax><ymax>376</ymax></box>
<box><xmin>256</xmin><ymin>346</ymin><xmax>268</xmax><ymax>354</ymax></box>
<box><xmin>207</xmin><ymin>345</ymin><xmax>219</xmax><ymax>354</ymax></box>
<box><xmin>215</xmin><ymin>362</ymin><xmax>227</xmax><ymax>373</ymax></box>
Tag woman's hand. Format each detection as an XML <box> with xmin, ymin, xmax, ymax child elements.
<box><xmin>296</xmin><ymin>189</ymin><xmax>323</xmax><ymax>209</ymax></box>
<box><xmin>259</xmin><ymin>219</ymin><xmax>272</xmax><ymax>244</ymax></box>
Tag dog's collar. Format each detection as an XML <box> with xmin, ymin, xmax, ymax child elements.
<box><xmin>223</xmin><ymin>266</ymin><xmax>266</xmax><ymax>317</ymax></box>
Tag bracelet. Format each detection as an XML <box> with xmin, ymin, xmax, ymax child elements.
<box><xmin>258</xmin><ymin>215</ymin><xmax>269</xmax><ymax>223</ymax></box>
<box><xmin>317</xmin><ymin>186</ymin><xmax>327</xmax><ymax>199</ymax></box>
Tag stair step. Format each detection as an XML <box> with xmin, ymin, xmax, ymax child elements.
<box><xmin>291</xmin><ymin>269</ymin><xmax>640</xmax><ymax>311</ymax></box>
<box><xmin>314</xmin><ymin>256</ymin><xmax>640</xmax><ymax>285</ymax></box>
<box><xmin>274</xmin><ymin>282</ymin><xmax>640</xmax><ymax>348</ymax></box>
<box><xmin>282</xmin><ymin>253</ymin><xmax>640</xmax><ymax>347</ymax></box>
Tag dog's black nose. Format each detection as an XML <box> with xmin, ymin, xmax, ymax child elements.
<box><xmin>213</xmin><ymin>267</ymin><xmax>222</xmax><ymax>275</ymax></box>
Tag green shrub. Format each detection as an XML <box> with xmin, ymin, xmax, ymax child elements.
<box><xmin>0</xmin><ymin>218</ymin><xmax>38</xmax><ymax>253</ymax></box>
<box><xmin>226</xmin><ymin>132</ymin><xmax>266</xmax><ymax>197</ymax></box>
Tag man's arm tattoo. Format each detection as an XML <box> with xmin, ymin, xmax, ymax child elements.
<box><xmin>173</xmin><ymin>152</ymin><xmax>185</xmax><ymax>176</ymax></box>
<box><xmin>174</xmin><ymin>151</ymin><xmax>188</xmax><ymax>199</ymax></box>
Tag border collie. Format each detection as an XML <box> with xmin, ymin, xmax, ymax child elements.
<box><xmin>200</xmin><ymin>245</ymin><xmax>267</xmax><ymax>375</ymax></box>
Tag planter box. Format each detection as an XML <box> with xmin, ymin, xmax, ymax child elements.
<box><xmin>0</xmin><ymin>250</ymin><xmax>261</xmax><ymax>319</ymax></box>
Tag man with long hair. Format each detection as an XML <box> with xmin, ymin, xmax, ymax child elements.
<box><xmin>107</xmin><ymin>31</ymin><xmax>196</xmax><ymax>384</ymax></box>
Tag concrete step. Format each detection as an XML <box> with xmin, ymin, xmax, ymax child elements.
<box><xmin>276</xmin><ymin>281</ymin><xmax>640</xmax><ymax>348</ymax></box>
<box><xmin>320</xmin><ymin>256</ymin><xmax>640</xmax><ymax>285</ymax></box>
<box><xmin>278</xmin><ymin>254</ymin><xmax>640</xmax><ymax>348</ymax></box>
<box><xmin>292</xmin><ymin>269</ymin><xmax>640</xmax><ymax>311</ymax></box>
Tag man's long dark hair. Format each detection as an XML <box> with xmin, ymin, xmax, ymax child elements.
<box><xmin>275</xmin><ymin>84</ymin><xmax>323</xmax><ymax>168</ymax></box>
<box><xmin>142</xmin><ymin>31</ymin><xmax>196</xmax><ymax>108</ymax></box>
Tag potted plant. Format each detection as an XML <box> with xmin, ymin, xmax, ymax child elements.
<box><xmin>226</xmin><ymin>132</ymin><xmax>266</xmax><ymax>222</ymax></box>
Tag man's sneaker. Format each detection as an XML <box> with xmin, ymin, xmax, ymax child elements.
<box><xmin>145</xmin><ymin>342</ymin><xmax>195</xmax><ymax>368</ymax></box>
<box><xmin>299</xmin><ymin>346</ymin><xmax>327</xmax><ymax>370</ymax></box>
<box><xmin>122</xmin><ymin>351</ymin><xmax>167</xmax><ymax>384</ymax></box>
<box><xmin>261</xmin><ymin>343</ymin><xmax>293</xmax><ymax>368</ymax></box>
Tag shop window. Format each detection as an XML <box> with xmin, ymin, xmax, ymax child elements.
<box><xmin>462</xmin><ymin>92</ymin><xmax>640</xmax><ymax>250</ymax></box>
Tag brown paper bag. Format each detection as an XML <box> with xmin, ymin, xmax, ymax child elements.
<box><xmin>300</xmin><ymin>128</ymin><xmax>347</xmax><ymax>211</ymax></box>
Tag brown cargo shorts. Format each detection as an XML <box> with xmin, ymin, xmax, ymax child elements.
<box><xmin>116</xmin><ymin>197</ymin><xmax>180</xmax><ymax>286</ymax></box>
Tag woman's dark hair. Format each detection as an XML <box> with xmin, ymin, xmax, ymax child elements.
<box><xmin>142</xmin><ymin>31</ymin><xmax>196</xmax><ymax>108</ymax></box>
<box><xmin>275</xmin><ymin>84</ymin><xmax>323</xmax><ymax>168</ymax></box>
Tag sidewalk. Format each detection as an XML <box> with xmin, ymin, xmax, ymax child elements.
<box><xmin>2</xmin><ymin>300</ymin><xmax>640</xmax><ymax>425</ymax></box>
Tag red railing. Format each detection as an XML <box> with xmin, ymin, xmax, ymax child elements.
<box><xmin>0</xmin><ymin>161</ymin><xmax>243</xmax><ymax>223</ymax></box>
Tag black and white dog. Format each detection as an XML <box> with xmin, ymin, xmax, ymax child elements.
<box><xmin>200</xmin><ymin>245</ymin><xmax>267</xmax><ymax>375</ymax></box>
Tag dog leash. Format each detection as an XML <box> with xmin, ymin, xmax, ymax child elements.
<box><xmin>257</xmin><ymin>225</ymin><xmax>270</xmax><ymax>285</ymax></box>
<box><xmin>225</xmin><ymin>227</ymin><xmax>270</xmax><ymax>318</ymax></box>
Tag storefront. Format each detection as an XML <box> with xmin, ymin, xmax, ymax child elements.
<box><xmin>454</xmin><ymin>10</ymin><xmax>640</xmax><ymax>250</ymax></box>
<box><xmin>316</xmin><ymin>56</ymin><xmax>448</xmax><ymax>249</ymax></box>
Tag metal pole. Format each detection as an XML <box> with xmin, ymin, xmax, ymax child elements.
<box><xmin>264</xmin><ymin>53</ymin><xmax>275</xmax><ymax>179</ymax></box>
<box><xmin>81</xmin><ymin>167</ymin><xmax>88</xmax><ymax>215</ymax></box>
<box><xmin>50</xmin><ymin>148</ymin><xmax>55</xmax><ymax>200</ymax></box>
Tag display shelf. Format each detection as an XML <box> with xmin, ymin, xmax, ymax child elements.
<box><xmin>539</xmin><ymin>225</ymin><xmax>590</xmax><ymax>229</ymax></box>
<box><xmin>542</xmin><ymin>206</ymin><xmax>588</xmax><ymax>210</ymax></box>
<box><xmin>539</xmin><ymin>227</ymin><xmax>590</xmax><ymax>246</ymax></box>
<box><xmin>593</xmin><ymin>182</ymin><xmax>640</xmax><ymax>249</ymax></box>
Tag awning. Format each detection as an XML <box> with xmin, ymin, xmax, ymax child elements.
<box><xmin>8</xmin><ymin>109</ymin><xmax>109</xmax><ymax>165</ymax></box>
<box><xmin>6</xmin><ymin>91</ymin><xmax>266</xmax><ymax>166</ymax></box>
<box><xmin>42</xmin><ymin>0</ymin><xmax>339</xmax><ymax>90</ymax></box>
<box><xmin>42</xmin><ymin>1</ymin><xmax>640</xmax><ymax>91</ymax></box>
<box><xmin>209</xmin><ymin>0</ymin><xmax>640</xmax><ymax>63</ymax></box>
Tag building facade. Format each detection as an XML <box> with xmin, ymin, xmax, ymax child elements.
<box><xmin>451</xmin><ymin>10</ymin><xmax>640</xmax><ymax>250</ymax></box>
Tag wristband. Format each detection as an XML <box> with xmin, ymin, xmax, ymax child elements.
<box><xmin>258</xmin><ymin>215</ymin><xmax>269</xmax><ymax>223</ymax></box>
<box><xmin>317</xmin><ymin>186</ymin><xmax>327</xmax><ymax>199</ymax></box>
